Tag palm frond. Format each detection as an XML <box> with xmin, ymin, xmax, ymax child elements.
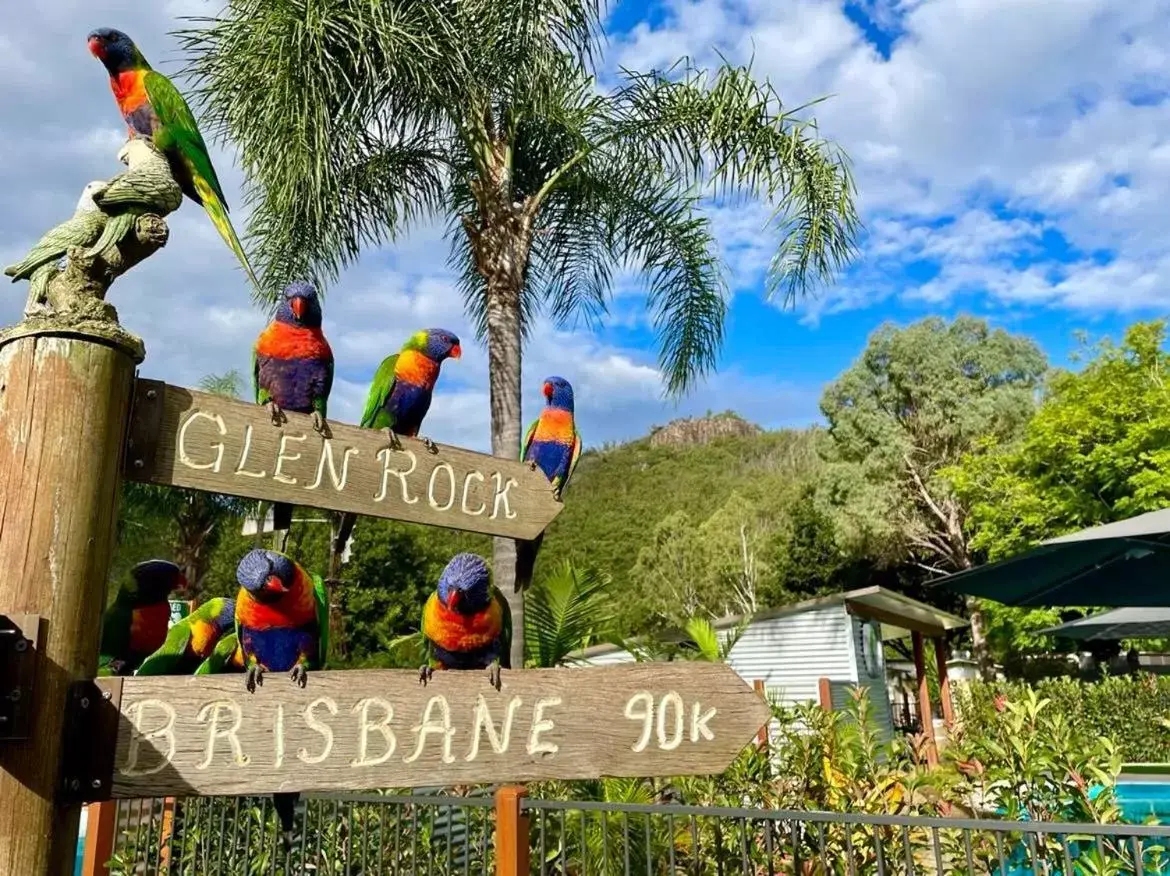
<box><xmin>525</xmin><ymin>562</ymin><xmax>615</xmax><ymax>668</ymax></box>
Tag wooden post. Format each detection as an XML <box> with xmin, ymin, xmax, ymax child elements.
<box><xmin>752</xmin><ymin>680</ymin><xmax>769</xmax><ymax>748</ymax></box>
<box><xmin>934</xmin><ymin>636</ymin><xmax>955</xmax><ymax>728</ymax></box>
<box><xmin>495</xmin><ymin>785</ymin><xmax>529</xmax><ymax>876</ymax></box>
<box><xmin>0</xmin><ymin>327</ymin><xmax>138</xmax><ymax>876</ymax></box>
<box><xmin>157</xmin><ymin>798</ymin><xmax>176</xmax><ymax>872</ymax></box>
<box><xmin>817</xmin><ymin>676</ymin><xmax>833</xmax><ymax>711</ymax></box>
<box><xmin>912</xmin><ymin>631</ymin><xmax>938</xmax><ymax>767</ymax></box>
<box><xmin>80</xmin><ymin>802</ymin><xmax>117</xmax><ymax>876</ymax></box>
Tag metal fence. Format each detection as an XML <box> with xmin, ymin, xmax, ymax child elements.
<box><xmin>100</xmin><ymin>792</ymin><xmax>1170</xmax><ymax>876</ymax></box>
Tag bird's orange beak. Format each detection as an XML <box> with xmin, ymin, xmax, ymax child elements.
<box><xmin>88</xmin><ymin>36</ymin><xmax>104</xmax><ymax>58</ymax></box>
<box><xmin>446</xmin><ymin>589</ymin><xmax>460</xmax><ymax>610</ymax></box>
<box><xmin>290</xmin><ymin>296</ymin><xmax>306</xmax><ymax>320</ymax></box>
<box><xmin>543</xmin><ymin>382</ymin><xmax>553</xmax><ymax>399</ymax></box>
<box><xmin>263</xmin><ymin>575</ymin><xmax>288</xmax><ymax>594</ymax></box>
<box><xmin>450</xmin><ymin>343</ymin><xmax>462</xmax><ymax>360</ymax></box>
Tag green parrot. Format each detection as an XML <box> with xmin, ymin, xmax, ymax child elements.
<box><xmin>135</xmin><ymin>597</ymin><xmax>237</xmax><ymax>677</ymax></box>
<box><xmin>87</xmin><ymin>28</ymin><xmax>260</xmax><ymax>292</ymax></box>
<box><xmin>98</xmin><ymin>560</ymin><xmax>188</xmax><ymax>677</ymax></box>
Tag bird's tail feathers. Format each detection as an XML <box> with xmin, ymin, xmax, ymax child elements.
<box><xmin>193</xmin><ymin>177</ymin><xmax>262</xmax><ymax>293</ymax></box>
<box><xmin>273</xmin><ymin>792</ymin><xmax>300</xmax><ymax>852</ymax></box>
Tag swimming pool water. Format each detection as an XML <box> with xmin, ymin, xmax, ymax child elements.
<box><xmin>1117</xmin><ymin>780</ymin><xmax>1170</xmax><ymax>825</ymax></box>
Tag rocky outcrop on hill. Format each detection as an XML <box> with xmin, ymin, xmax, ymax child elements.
<box><xmin>648</xmin><ymin>412</ymin><xmax>762</xmax><ymax>448</ymax></box>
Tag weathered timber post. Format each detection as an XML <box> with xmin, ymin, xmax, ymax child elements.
<box><xmin>0</xmin><ymin>139</ymin><xmax>166</xmax><ymax>875</ymax></box>
<box><xmin>0</xmin><ymin>325</ymin><xmax>140</xmax><ymax>875</ymax></box>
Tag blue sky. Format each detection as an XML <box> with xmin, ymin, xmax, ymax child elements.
<box><xmin>1</xmin><ymin>0</ymin><xmax>1167</xmax><ymax>450</ymax></box>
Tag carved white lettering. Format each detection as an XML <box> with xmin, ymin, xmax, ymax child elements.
<box><xmin>526</xmin><ymin>697</ymin><xmax>561</xmax><ymax>756</ymax></box>
<box><xmin>307</xmin><ymin>440</ymin><xmax>359</xmax><ymax>491</ymax></box>
<box><xmin>122</xmin><ymin>699</ymin><xmax>177</xmax><ymax>777</ymax></box>
<box><xmin>691</xmin><ymin>702</ymin><xmax>716</xmax><ymax>742</ymax></box>
<box><xmin>298</xmin><ymin>697</ymin><xmax>337</xmax><ymax>764</ymax></box>
<box><xmin>273</xmin><ymin>433</ymin><xmax>308</xmax><ymax>485</ymax></box>
<box><xmin>374</xmin><ymin>448</ymin><xmax>419</xmax><ymax>504</ymax></box>
<box><xmin>625</xmin><ymin>692</ymin><xmax>654</xmax><ymax>753</ymax></box>
<box><xmin>234</xmin><ymin>425</ymin><xmax>267</xmax><ymax>478</ymax></box>
<box><xmin>196</xmin><ymin>701</ymin><xmax>249</xmax><ymax>769</ymax></box>
<box><xmin>490</xmin><ymin>473</ymin><xmax>518</xmax><ymax>520</ymax></box>
<box><xmin>466</xmin><ymin>694</ymin><xmax>522</xmax><ymax>761</ymax></box>
<box><xmin>177</xmin><ymin>411</ymin><xmax>226</xmax><ymax>472</ymax></box>
<box><xmin>351</xmin><ymin>698</ymin><xmax>397</xmax><ymax>767</ymax></box>
<box><xmin>274</xmin><ymin>704</ymin><xmax>285</xmax><ymax>768</ymax></box>
<box><xmin>461</xmin><ymin>472</ymin><xmax>487</xmax><ymax>515</ymax></box>
<box><xmin>404</xmin><ymin>695</ymin><xmax>455</xmax><ymax>764</ymax></box>
<box><xmin>656</xmin><ymin>692</ymin><xmax>684</xmax><ymax>751</ymax></box>
<box><xmin>428</xmin><ymin>463</ymin><xmax>456</xmax><ymax>511</ymax></box>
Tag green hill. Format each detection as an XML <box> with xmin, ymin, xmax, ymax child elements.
<box><xmin>537</xmin><ymin>417</ymin><xmax>823</xmax><ymax>585</ymax></box>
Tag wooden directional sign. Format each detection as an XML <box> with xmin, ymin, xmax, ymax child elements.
<box><xmin>79</xmin><ymin>664</ymin><xmax>770</xmax><ymax>800</ymax></box>
<box><xmin>123</xmin><ymin>379</ymin><xmax>562</xmax><ymax>540</ymax></box>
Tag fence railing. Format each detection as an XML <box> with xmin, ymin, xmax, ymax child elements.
<box><xmin>87</xmin><ymin>790</ymin><xmax>1170</xmax><ymax>876</ymax></box>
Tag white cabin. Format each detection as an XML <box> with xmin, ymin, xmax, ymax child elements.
<box><xmin>573</xmin><ymin>586</ymin><xmax>968</xmax><ymax>742</ymax></box>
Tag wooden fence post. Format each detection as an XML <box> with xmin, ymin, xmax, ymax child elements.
<box><xmin>495</xmin><ymin>785</ymin><xmax>530</xmax><ymax>876</ymax></box>
<box><xmin>80</xmin><ymin>802</ymin><xmax>118</xmax><ymax>876</ymax></box>
<box><xmin>912</xmin><ymin>631</ymin><xmax>938</xmax><ymax>767</ymax></box>
<box><xmin>0</xmin><ymin>326</ymin><xmax>139</xmax><ymax>876</ymax></box>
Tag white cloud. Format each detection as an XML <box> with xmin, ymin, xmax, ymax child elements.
<box><xmin>614</xmin><ymin>0</ymin><xmax>1170</xmax><ymax>318</ymax></box>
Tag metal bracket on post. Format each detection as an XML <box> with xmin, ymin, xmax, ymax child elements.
<box><xmin>0</xmin><ymin>614</ymin><xmax>41</xmax><ymax>741</ymax></box>
<box><xmin>122</xmin><ymin>377</ymin><xmax>166</xmax><ymax>480</ymax></box>
<box><xmin>59</xmin><ymin>677</ymin><xmax>122</xmax><ymax>804</ymax></box>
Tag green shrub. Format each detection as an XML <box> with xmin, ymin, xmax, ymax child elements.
<box><xmin>958</xmin><ymin>675</ymin><xmax>1170</xmax><ymax>764</ymax></box>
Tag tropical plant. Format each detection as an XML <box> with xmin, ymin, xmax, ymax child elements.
<box><xmin>525</xmin><ymin>561</ymin><xmax>614</xmax><ymax>668</ymax></box>
<box><xmin>179</xmin><ymin>0</ymin><xmax>861</xmax><ymax>665</ymax></box>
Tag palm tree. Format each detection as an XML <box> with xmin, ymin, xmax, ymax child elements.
<box><xmin>179</xmin><ymin>0</ymin><xmax>861</xmax><ymax>667</ymax></box>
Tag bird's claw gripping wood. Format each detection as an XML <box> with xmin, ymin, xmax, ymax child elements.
<box><xmin>266</xmin><ymin>401</ymin><xmax>286</xmax><ymax>427</ymax></box>
<box><xmin>527</xmin><ymin>460</ymin><xmax>539</xmax><ymax>471</ymax></box>
<box><xmin>387</xmin><ymin>430</ymin><xmax>403</xmax><ymax>452</ymax></box>
<box><xmin>422</xmin><ymin>436</ymin><xmax>439</xmax><ymax>454</ymax></box>
<box><xmin>290</xmin><ymin>664</ymin><xmax>308</xmax><ymax>688</ymax></box>
<box><xmin>311</xmin><ymin>411</ymin><xmax>328</xmax><ymax>435</ymax></box>
<box><xmin>245</xmin><ymin>665</ymin><xmax>264</xmax><ymax>693</ymax></box>
<box><xmin>418</xmin><ymin>665</ymin><xmax>434</xmax><ymax>686</ymax></box>
<box><xmin>553</xmin><ymin>487</ymin><xmax>563</xmax><ymax>502</ymax></box>
<box><xmin>487</xmin><ymin>660</ymin><xmax>503</xmax><ymax>692</ymax></box>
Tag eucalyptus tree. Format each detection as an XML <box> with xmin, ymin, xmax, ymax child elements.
<box><xmin>180</xmin><ymin>0</ymin><xmax>860</xmax><ymax>666</ymax></box>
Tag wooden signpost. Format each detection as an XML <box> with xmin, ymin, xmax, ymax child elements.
<box><xmin>69</xmin><ymin>663</ymin><xmax>769</xmax><ymax>800</ymax></box>
<box><xmin>123</xmin><ymin>380</ymin><xmax>562</xmax><ymax>540</ymax></box>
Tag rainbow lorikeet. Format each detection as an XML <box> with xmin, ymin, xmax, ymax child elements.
<box><xmin>522</xmin><ymin>376</ymin><xmax>582</xmax><ymax>499</ymax></box>
<box><xmin>235</xmin><ymin>548</ymin><xmax>329</xmax><ymax>851</ymax></box>
<box><xmin>87</xmin><ymin>28</ymin><xmax>260</xmax><ymax>291</ymax></box>
<box><xmin>253</xmin><ymin>281</ymin><xmax>334</xmax><ymax>544</ymax></box>
<box><xmin>420</xmin><ymin>553</ymin><xmax>512</xmax><ymax>691</ymax></box>
<box><xmin>134</xmin><ymin>597</ymin><xmax>236</xmax><ymax>677</ymax></box>
<box><xmin>332</xmin><ymin>329</ymin><xmax>461</xmax><ymax>557</ymax></box>
<box><xmin>517</xmin><ymin>376</ymin><xmax>582</xmax><ymax>582</ymax></box>
<box><xmin>99</xmin><ymin>560</ymin><xmax>188</xmax><ymax>677</ymax></box>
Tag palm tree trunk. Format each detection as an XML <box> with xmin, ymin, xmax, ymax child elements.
<box><xmin>485</xmin><ymin>280</ymin><xmax>526</xmax><ymax>669</ymax></box>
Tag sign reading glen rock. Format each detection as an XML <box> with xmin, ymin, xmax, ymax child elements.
<box><xmin>98</xmin><ymin>665</ymin><xmax>770</xmax><ymax>798</ymax></box>
<box><xmin>124</xmin><ymin>380</ymin><xmax>561</xmax><ymax>540</ymax></box>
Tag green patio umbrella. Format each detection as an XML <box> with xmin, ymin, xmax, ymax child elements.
<box><xmin>939</xmin><ymin>507</ymin><xmax>1170</xmax><ymax>606</ymax></box>
<box><xmin>1039</xmin><ymin>607</ymin><xmax>1170</xmax><ymax>641</ymax></box>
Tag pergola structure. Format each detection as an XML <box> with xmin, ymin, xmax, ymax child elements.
<box><xmin>814</xmin><ymin>587</ymin><xmax>968</xmax><ymax>767</ymax></box>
